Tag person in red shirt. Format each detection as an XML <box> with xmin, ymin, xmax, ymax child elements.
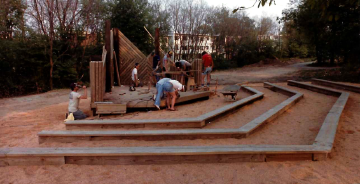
<box><xmin>201</xmin><ymin>51</ymin><xmax>214</xmax><ymax>87</ymax></box>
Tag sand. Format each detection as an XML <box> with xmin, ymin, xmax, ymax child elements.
<box><xmin>1</xmin><ymin>64</ymin><xmax>360</xmax><ymax>183</ymax></box>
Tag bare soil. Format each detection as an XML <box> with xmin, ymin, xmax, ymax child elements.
<box><xmin>1</xmin><ymin>60</ymin><xmax>360</xmax><ymax>184</ymax></box>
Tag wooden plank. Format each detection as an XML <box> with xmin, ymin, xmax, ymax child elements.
<box><xmin>90</xmin><ymin>62</ymin><xmax>96</xmax><ymax>104</ymax></box>
<box><xmin>65</xmin><ymin>118</ymin><xmax>204</xmax><ymax>130</ymax></box>
<box><xmin>313</xmin><ymin>153</ymin><xmax>328</xmax><ymax>161</ymax></box>
<box><xmin>96</xmin><ymin>103</ymin><xmax>127</xmax><ymax>114</ymax></box>
<box><xmin>0</xmin><ymin>145</ymin><xmax>324</xmax><ymax>156</ymax></box>
<box><xmin>266</xmin><ymin>154</ymin><xmax>312</xmax><ymax>162</ymax></box>
<box><xmin>312</xmin><ymin>78</ymin><xmax>360</xmax><ymax>93</ymax></box>
<box><xmin>114</xmin><ymin>51</ymin><xmax>121</xmax><ymax>85</ymax></box>
<box><xmin>0</xmin><ymin>145</ymin><xmax>330</xmax><ymax>166</ymax></box>
<box><xmin>105</xmin><ymin>20</ymin><xmax>112</xmax><ymax>92</ymax></box>
<box><xmin>2</xmin><ymin>156</ymin><xmax>65</xmax><ymax>166</ymax></box>
<box><xmin>288</xmin><ymin>80</ymin><xmax>341</xmax><ymax>97</ymax></box>
<box><xmin>95</xmin><ymin>62</ymin><xmax>100</xmax><ymax>102</ymax></box>
<box><xmin>65</xmin><ymin>154</ymin><xmax>265</xmax><ymax>165</ymax></box>
<box><xmin>313</xmin><ymin>92</ymin><xmax>349</xmax><ymax>148</ymax></box>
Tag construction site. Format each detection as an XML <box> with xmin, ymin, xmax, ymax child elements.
<box><xmin>1</xmin><ymin>22</ymin><xmax>360</xmax><ymax>183</ymax></box>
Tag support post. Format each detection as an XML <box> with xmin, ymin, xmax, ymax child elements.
<box><xmin>155</xmin><ymin>28</ymin><xmax>160</xmax><ymax>56</ymax></box>
<box><xmin>105</xmin><ymin>20</ymin><xmax>112</xmax><ymax>92</ymax></box>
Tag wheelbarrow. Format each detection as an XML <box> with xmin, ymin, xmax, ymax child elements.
<box><xmin>220</xmin><ymin>85</ymin><xmax>241</xmax><ymax>101</ymax></box>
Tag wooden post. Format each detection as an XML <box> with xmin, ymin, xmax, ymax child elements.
<box><xmin>155</xmin><ymin>28</ymin><xmax>160</xmax><ymax>56</ymax></box>
<box><xmin>114</xmin><ymin>51</ymin><xmax>121</xmax><ymax>86</ymax></box>
<box><xmin>105</xmin><ymin>20</ymin><xmax>112</xmax><ymax>92</ymax></box>
<box><xmin>113</xmin><ymin>29</ymin><xmax>121</xmax><ymax>85</ymax></box>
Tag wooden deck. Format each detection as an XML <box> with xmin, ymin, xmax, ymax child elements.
<box><xmin>101</xmin><ymin>86</ymin><xmax>211</xmax><ymax>109</ymax></box>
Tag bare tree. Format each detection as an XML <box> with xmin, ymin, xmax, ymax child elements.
<box><xmin>28</xmin><ymin>0</ymin><xmax>85</xmax><ymax>89</ymax></box>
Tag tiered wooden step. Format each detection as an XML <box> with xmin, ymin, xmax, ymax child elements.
<box><xmin>39</xmin><ymin>83</ymin><xmax>303</xmax><ymax>142</ymax></box>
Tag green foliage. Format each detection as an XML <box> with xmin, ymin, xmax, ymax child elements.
<box><xmin>0</xmin><ymin>0</ymin><xmax>26</xmax><ymax>39</ymax></box>
<box><xmin>283</xmin><ymin>0</ymin><xmax>360</xmax><ymax>64</ymax></box>
<box><xmin>212</xmin><ymin>54</ymin><xmax>237</xmax><ymax>70</ymax></box>
<box><xmin>110</xmin><ymin>0</ymin><xmax>154</xmax><ymax>54</ymax></box>
<box><xmin>0</xmin><ymin>30</ymin><xmax>103</xmax><ymax>97</ymax></box>
<box><xmin>234</xmin><ymin>37</ymin><xmax>276</xmax><ymax>67</ymax></box>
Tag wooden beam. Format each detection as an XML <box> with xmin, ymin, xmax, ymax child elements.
<box><xmin>0</xmin><ymin>145</ymin><xmax>327</xmax><ymax>166</ymax></box>
<box><xmin>105</xmin><ymin>20</ymin><xmax>112</xmax><ymax>92</ymax></box>
<box><xmin>312</xmin><ymin>78</ymin><xmax>360</xmax><ymax>93</ymax></box>
<box><xmin>155</xmin><ymin>28</ymin><xmax>160</xmax><ymax>56</ymax></box>
<box><xmin>96</xmin><ymin>103</ymin><xmax>126</xmax><ymax>115</ymax></box>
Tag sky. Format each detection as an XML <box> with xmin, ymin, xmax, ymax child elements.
<box><xmin>206</xmin><ymin>0</ymin><xmax>291</xmax><ymax>19</ymax></box>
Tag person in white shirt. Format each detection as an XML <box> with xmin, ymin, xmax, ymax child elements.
<box><xmin>131</xmin><ymin>63</ymin><xmax>140</xmax><ymax>88</ymax></box>
<box><xmin>154</xmin><ymin>78</ymin><xmax>183</xmax><ymax>111</ymax></box>
<box><xmin>68</xmin><ymin>83</ymin><xmax>87</xmax><ymax>120</ymax></box>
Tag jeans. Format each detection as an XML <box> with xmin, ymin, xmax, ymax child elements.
<box><xmin>202</xmin><ymin>66</ymin><xmax>212</xmax><ymax>75</ymax></box>
<box><xmin>154</xmin><ymin>79</ymin><xmax>174</xmax><ymax>106</ymax></box>
<box><xmin>71</xmin><ymin>110</ymin><xmax>87</xmax><ymax>120</ymax></box>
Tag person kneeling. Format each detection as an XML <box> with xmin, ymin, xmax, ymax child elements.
<box><xmin>68</xmin><ymin>83</ymin><xmax>88</xmax><ymax>120</ymax></box>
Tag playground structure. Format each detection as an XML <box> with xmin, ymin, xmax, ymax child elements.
<box><xmin>0</xmin><ymin>20</ymin><xmax>357</xmax><ymax>166</ymax></box>
<box><xmin>89</xmin><ymin>21</ymin><xmax>206</xmax><ymax>115</ymax></box>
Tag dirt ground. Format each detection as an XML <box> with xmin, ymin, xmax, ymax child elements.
<box><xmin>1</xmin><ymin>60</ymin><xmax>360</xmax><ymax>184</ymax></box>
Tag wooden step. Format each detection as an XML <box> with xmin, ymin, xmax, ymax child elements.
<box><xmin>312</xmin><ymin>78</ymin><xmax>360</xmax><ymax>93</ymax></box>
<box><xmin>40</xmin><ymin>83</ymin><xmax>303</xmax><ymax>142</ymax></box>
<box><xmin>0</xmin><ymin>145</ymin><xmax>327</xmax><ymax>166</ymax></box>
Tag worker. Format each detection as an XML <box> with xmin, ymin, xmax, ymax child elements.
<box><xmin>201</xmin><ymin>51</ymin><xmax>214</xmax><ymax>87</ymax></box>
<box><xmin>152</xmin><ymin>52</ymin><xmax>161</xmax><ymax>82</ymax></box>
<box><xmin>68</xmin><ymin>83</ymin><xmax>87</xmax><ymax>120</ymax></box>
<box><xmin>154</xmin><ymin>78</ymin><xmax>183</xmax><ymax>111</ymax></box>
<box><xmin>175</xmin><ymin>60</ymin><xmax>192</xmax><ymax>90</ymax></box>
<box><xmin>131</xmin><ymin>63</ymin><xmax>141</xmax><ymax>90</ymax></box>
<box><xmin>163</xmin><ymin>51</ymin><xmax>175</xmax><ymax>78</ymax></box>
<box><xmin>175</xmin><ymin>60</ymin><xmax>192</xmax><ymax>71</ymax></box>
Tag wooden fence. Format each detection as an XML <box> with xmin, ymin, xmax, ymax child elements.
<box><xmin>90</xmin><ymin>47</ymin><xmax>107</xmax><ymax>108</ymax></box>
<box><xmin>192</xmin><ymin>59</ymin><xmax>203</xmax><ymax>86</ymax></box>
<box><xmin>114</xmin><ymin>29</ymin><xmax>152</xmax><ymax>85</ymax></box>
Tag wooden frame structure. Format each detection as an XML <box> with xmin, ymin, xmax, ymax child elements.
<box><xmin>38</xmin><ymin>83</ymin><xmax>302</xmax><ymax>142</ymax></box>
<box><xmin>0</xmin><ymin>80</ymin><xmax>349</xmax><ymax>165</ymax></box>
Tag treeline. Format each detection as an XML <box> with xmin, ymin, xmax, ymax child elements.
<box><xmin>0</xmin><ymin>0</ymin><xmax>165</xmax><ymax>97</ymax></box>
<box><xmin>281</xmin><ymin>0</ymin><xmax>360</xmax><ymax>65</ymax></box>
<box><xmin>1</xmin><ymin>0</ymin><xmax>359</xmax><ymax>97</ymax></box>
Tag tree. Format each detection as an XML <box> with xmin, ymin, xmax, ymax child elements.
<box><xmin>283</xmin><ymin>0</ymin><xmax>360</xmax><ymax>64</ymax></box>
<box><xmin>111</xmin><ymin>0</ymin><xmax>154</xmax><ymax>54</ymax></box>
<box><xmin>233</xmin><ymin>0</ymin><xmax>276</xmax><ymax>13</ymax></box>
<box><xmin>0</xmin><ymin>0</ymin><xmax>26</xmax><ymax>39</ymax></box>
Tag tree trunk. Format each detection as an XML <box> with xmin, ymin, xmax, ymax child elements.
<box><xmin>49</xmin><ymin>41</ymin><xmax>54</xmax><ymax>90</ymax></box>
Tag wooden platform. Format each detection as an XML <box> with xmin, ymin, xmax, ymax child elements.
<box><xmin>0</xmin><ymin>81</ymin><xmax>349</xmax><ymax>166</ymax></box>
<box><xmin>312</xmin><ymin>78</ymin><xmax>360</xmax><ymax>93</ymax></box>
<box><xmin>39</xmin><ymin>83</ymin><xmax>302</xmax><ymax>142</ymax></box>
<box><xmin>96</xmin><ymin>86</ymin><xmax>211</xmax><ymax>110</ymax></box>
<box><xmin>65</xmin><ymin>86</ymin><xmax>263</xmax><ymax>130</ymax></box>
